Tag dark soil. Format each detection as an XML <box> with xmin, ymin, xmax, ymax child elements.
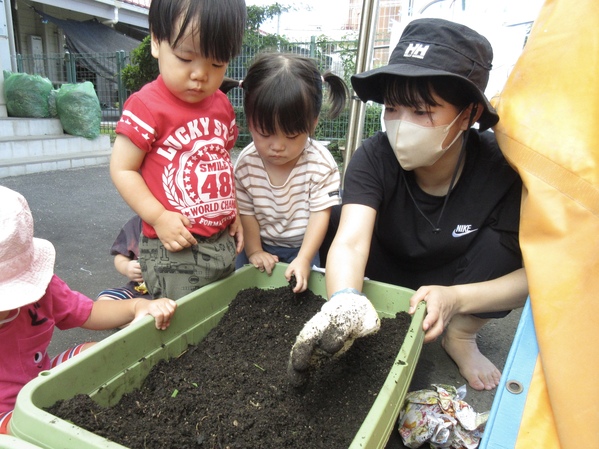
<box><xmin>47</xmin><ymin>286</ymin><xmax>410</xmax><ymax>449</ymax></box>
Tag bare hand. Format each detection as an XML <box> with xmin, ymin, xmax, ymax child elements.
<box><xmin>126</xmin><ymin>260</ymin><xmax>144</xmax><ymax>283</ymax></box>
<box><xmin>285</xmin><ymin>258</ymin><xmax>311</xmax><ymax>293</ymax></box>
<box><xmin>153</xmin><ymin>211</ymin><xmax>197</xmax><ymax>252</ymax></box>
<box><xmin>229</xmin><ymin>215</ymin><xmax>244</xmax><ymax>254</ymax></box>
<box><xmin>248</xmin><ymin>250</ymin><xmax>279</xmax><ymax>274</ymax></box>
<box><xmin>132</xmin><ymin>297</ymin><xmax>177</xmax><ymax>330</ymax></box>
<box><xmin>409</xmin><ymin>285</ymin><xmax>458</xmax><ymax>343</ymax></box>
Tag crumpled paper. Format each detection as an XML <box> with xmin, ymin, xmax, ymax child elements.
<box><xmin>398</xmin><ymin>384</ymin><xmax>488</xmax><ymax>449</ymax></box>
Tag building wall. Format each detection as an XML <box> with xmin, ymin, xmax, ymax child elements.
<box><xmin>11</xmin><ymin>0</ymin><xmax>147</xmax><ymax>60</ymax></box>
<box><xmin>13</xmin><ymin>2</ymin><xmax>74</xmax><ymax>56</ymax></box>
<box><xmin>347</xmin><ymin>0</ymin><xmax>402</xmax><ymax>67</ymax></box>
<box><xmin>12</xmin><ymin>2</ymin><xmax>65</xmax><ymax>81</ymax></box>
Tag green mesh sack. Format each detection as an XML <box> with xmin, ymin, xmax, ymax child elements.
<box><xmin>47</xmin><ymin>89</ymin><xmax>59</xmax><ymax>118</ymax></box>
<box><xmin>56</xmin><ymin>81</ymin><xmax>101</xmax><ymax>139</ymax></box>
<box><xmin>4</xmin><ymin>72</ymin><xmax>53</xmax><ymax>118</ymax></box>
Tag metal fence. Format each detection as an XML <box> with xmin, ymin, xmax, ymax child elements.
<box><xmin>13</xmin><ymin>37</ymin><xmax>385</xmax><ymax>156</ymax></box>
<box><xmin>15</xmin><ymin>50</ymin><xmax>130</xmax><ymax>125</ymax></box>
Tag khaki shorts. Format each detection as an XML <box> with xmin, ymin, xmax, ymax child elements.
<box><xmin>138</xmin><ymin>230</ymin><xmax>236</xmax><ymax>300</ymax></box>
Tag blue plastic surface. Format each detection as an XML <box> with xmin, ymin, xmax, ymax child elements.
<box><xmin>479</xmin><ymin>298</ymin><xmax>539</xmax><ymax>449</ymax></box>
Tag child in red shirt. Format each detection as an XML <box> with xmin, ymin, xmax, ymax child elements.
<box><xmin>110</xmin><ymin>0</ymin><xmax>247</xmax><ymax>300</ymax></box>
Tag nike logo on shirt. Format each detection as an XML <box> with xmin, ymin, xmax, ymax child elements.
<box><xmin>452</xmin><ymin>225</ymin><xmax>478</xmax><ymax>238</ymax></box>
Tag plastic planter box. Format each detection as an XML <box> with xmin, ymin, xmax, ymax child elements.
<box><xmin>0</xmin><ymin>435</ymin><xmax>43</xmax><ymax>448</ymax></box>
<box><xmin>11</xmin><ymin>264</ymin><xmax>425</xmax><ymax>449</ymax></box>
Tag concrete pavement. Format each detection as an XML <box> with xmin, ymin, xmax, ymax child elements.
<box><xmin>0</xmin><ymin>164</ymin><xmax>521</xmax><ymax>447</ymax></box>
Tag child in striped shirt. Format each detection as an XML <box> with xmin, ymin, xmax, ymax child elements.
<box><xmin>233</xmin><ymin>53</ymin><xmax>348</xmax><ymax>293</ymax></box>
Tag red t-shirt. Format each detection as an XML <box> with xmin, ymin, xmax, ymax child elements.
<box><xmin>116</xmin><ymin>76</ymin><xmax>239</xmax><ymax>238</ymax></box>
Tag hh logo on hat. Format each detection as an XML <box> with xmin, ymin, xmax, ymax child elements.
<box><xmin>404</xmin><ymin>43</ymin><xmax>429</xmax><ymax>59</ymax></box>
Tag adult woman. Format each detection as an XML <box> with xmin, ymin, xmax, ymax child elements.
<box><xmin>291</xmin><ymin>18</ymin><xmax>528</xmax><ymax>391</ymax></box>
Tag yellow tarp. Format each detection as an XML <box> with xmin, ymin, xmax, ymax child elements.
<box><xmin>492</xmin><ymin>0</ymin><xmax>599</xmax><ymax>447</ymax></box>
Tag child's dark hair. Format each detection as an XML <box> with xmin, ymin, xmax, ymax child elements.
<box><xmin>241</xmin><ymin>53</ymin><xmax>349</xmax><ymax>136</ymax></box>
<box><xmin>149</xmin><ymin>0</ymin><xmax>246</xmax><ymax>63</ymax></box>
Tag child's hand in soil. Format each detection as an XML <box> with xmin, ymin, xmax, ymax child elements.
<box><xmin>285</xmin><ymin>258</ymin><xmax>311</xmax><ymax>293</ymax></box>
<box><xmin>287</xmin><ymin>288</ymin><xmax>380</xmax><ymax>386</ymax></box>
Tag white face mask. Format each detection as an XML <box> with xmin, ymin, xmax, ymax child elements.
<box><xmin>384</xmin><ymin>110</ymin><xmax>464</xmax><ymax>171</ymax></box>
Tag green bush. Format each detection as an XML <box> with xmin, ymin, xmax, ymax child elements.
<box><xmin>315</xmin><ymin>102</ymin><xmax>383</xmax><ymax>147</ymax></box>
<box><xmin>233</xmin><ymin>105</ymin><xmax>252</xmax><ymax>148</ymax></box>
<box><xmin>363</xmin><ymin>102</ymin><xmax>383</xmax><ymax>138</ymax></box>
<box><xmin>121</xmin><ymin>35</ymin><xmax>159</xmax><ymax>94</ymax></box>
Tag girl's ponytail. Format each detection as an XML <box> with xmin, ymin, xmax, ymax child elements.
<box><xmin>322</xmin><ymin>72</ymin><xmax>349</xmax><ymax>119</ymax></box>
<box><xmin>219</xmin><ymin>77</ymin><xmax>242</xmax><ymax>94</ymax></box>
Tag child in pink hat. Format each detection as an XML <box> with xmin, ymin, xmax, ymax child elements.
<box><xmin>0</xmin><ymin>186</ymin><xmax>177</xmax><ymax>435</ymax></box>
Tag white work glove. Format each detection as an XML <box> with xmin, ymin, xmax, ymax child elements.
<box><xmin>287</xmin><ymin>288</ymin><xmax>381</xmax><ymax>387</ymax></box>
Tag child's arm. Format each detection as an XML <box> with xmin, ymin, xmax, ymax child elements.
<box><xmin>114</xmin><ymin>254</ymin><xmax>143</xmax><ymax>283</ymax></box>
<box><xmin>286</xmin><ymin>208</ymin><xmax>331</xmax><ymax>293</ymax></box>
<box><xmin>240</xmin><ymin>214</ymin><xmax>279</xmax><ymax>274</ymax></box>
<box><xmin>228</xmin><ymin>211</ymin><xmax>244</xmax><ymax>254</ymax></box>
<box><xmin>110</xmin><ymin>135</ymin><xmax>197</xmax><ymax>252</ymax></box>
<box><xmin>82</xmin><ymin>297</ymin><xmax>177</xmax><ymax>331</ymax></box>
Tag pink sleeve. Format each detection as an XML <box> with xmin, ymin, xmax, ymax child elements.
<box><xmin>45</xmin><ymin>276</ymin><xmax>94</xmax><ymax>330</ymax></box>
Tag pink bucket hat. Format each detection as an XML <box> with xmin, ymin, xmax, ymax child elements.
<box><xmin>0</xmin><ymin>186</ymin><xmax>56</xmax><ymax>311</ymax></box>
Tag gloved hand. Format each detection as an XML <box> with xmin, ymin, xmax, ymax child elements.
<box><xmin>287</xmin><ymin>288</ymin><xmax>380</xmax><ymax>387</ymax></box>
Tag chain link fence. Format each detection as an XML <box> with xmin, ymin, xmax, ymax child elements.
<box><xmin>13</xmin><ymin>37</ymin><xmax>385</xmax><ymax>159</ymax></box>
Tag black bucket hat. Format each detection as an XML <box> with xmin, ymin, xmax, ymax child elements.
<box><xmin>351</xmin><ymin>18</ymin><xmax>499</xmax><ymax>130</ymax></box>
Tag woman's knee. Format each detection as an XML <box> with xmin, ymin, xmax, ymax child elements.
<box><xmin>455</xmin><ymin>227</ymin><xmax>522</xmax><ymax>284</ymax></box>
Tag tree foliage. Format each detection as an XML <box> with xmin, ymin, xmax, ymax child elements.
<box><xmin>245</xmin><ymin>3</ymin><xmax>291</xmax><ymax>47</ymax></box>
<box><xmin>121</xmin><ymin>35</ymin><xmax>158</xmax><ymax>94</ymax></box>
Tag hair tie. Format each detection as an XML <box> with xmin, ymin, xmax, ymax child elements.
<box><xmin>321</xmin><ymin>75</ymin><xmax>325</xmax><ymax>83</ymax></box>
<box><xmin>239</xmin><ymin>79</ymin><xmax>244</xmax><ymax>89</ymax></box>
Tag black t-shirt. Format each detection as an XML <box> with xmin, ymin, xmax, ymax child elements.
<box><xmin>110</xmin><ymin>215</ymin><xmax>142</xmax><ymax>260</ymax></box>
<box><xmin>343</xmin><ymin>129</ymin><xmax>522</xmax><ymax>284</ymax></box>
<box><xmin>109</xmin><ymin>215</ymin><xmax>143</xmax><ymax>291</ymax></box>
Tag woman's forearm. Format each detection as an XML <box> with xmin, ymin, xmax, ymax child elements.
<box><xmin>325</xmin><ymin>243</ymin><xmax>369</xmax><ymax>298</ymax></box>
<box><xmin>325</xmin><ymin>204</ymin><xmax>376</xmax><ymax>298</ymax></box>
<box><xmin>452</xmin><ymin>268</ymin><xmax>528</xmax><ymax>314</ymax></box>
